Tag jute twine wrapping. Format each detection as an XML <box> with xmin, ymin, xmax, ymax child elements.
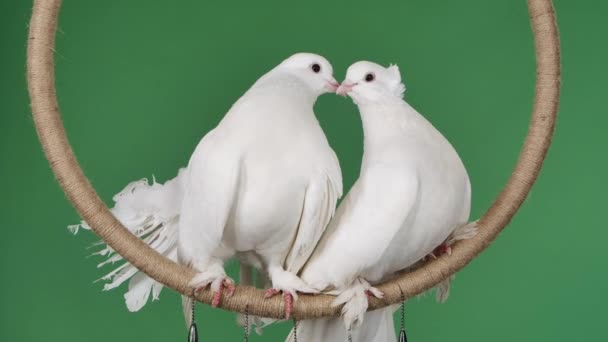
<box><xmin>27</xmin><ymin>0</ymin><xmax>560</xmax><ymax>319</ymax></box>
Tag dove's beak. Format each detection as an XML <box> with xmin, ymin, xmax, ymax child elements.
<box><xmin>325</xmin><ymin>78</ymin><xmax>340</xmax><ymax>93</ymax></box>
<box><xmin>336</xmin><ymin>81</ymin><xmax>355</xmax><ymax>97</ymax></box>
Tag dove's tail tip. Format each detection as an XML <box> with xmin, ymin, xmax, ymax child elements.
<box><xmin>73</xmin><ymin>168</ymin><xmax>187</xmax><ymax>312</ymax></box>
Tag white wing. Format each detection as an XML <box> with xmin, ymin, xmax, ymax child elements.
<box><xmin>284</xmin><ymin>172</ymin><xmax>340</xmax><ymax>274</ymax></box>
<box><xmin>302</xmin><ymin>166</ymin><xmax>419</xmax><ymax>290</ymax></box>
<box><xmin>178</xmin><ymin>129</ymin><xmax>241</xmax><ymax>266</ymax></box>
<box><xmin>284</xmin><ymin>147</ymin><xmax>342</xmax><ymax>275</ymax></box>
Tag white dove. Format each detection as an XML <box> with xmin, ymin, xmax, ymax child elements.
<box><xmin>288</xmin><ymin>61</ymin><xmax>474</xmax><ymax>341</ymax></box>
<box><xmin>178</xmin><ymin>52</ymin><xmax>343</xmax><ymax>319</ymax></box>
<box><xmin>71</xmin><ymin>53</ymin><xmax>343</xmax><ymax>321</ymax></box>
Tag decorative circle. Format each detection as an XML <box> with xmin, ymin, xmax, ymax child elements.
<box><xmin>26</xmin><ymin>0</ymin><xmax>560</xmax><ymax>320</ymax></box>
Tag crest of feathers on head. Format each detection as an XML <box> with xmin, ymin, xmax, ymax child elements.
<box><xmin>387</xmin><ymin>64</ymin><xmax>406</xmax><ymax>99</ymax></box>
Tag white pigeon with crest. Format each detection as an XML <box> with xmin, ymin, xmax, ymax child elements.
<box><xmin>287</xmin><ymin>61</ymin><xmax>474</xmax><ymax>341</ymax></box>
<box><xmin>71</xmin><ymin>53</ymin><xmax>342</xmax><ymax>321</ymax></box>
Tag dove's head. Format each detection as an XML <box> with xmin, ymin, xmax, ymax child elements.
<box><xmin>337</xmin><ymin>61</ymin><xmax>405</xmax><ymax>105</ymax></box>
<box><xmin>276</xmin><ymin>53</ymin><xmax>340</xmax><ymax>95</ymax></box>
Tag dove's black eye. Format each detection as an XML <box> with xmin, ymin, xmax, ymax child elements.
<box><xmin>311</xmin><ymin>63</ymin><xmax>321</xmax><ymax>73</ymax></box>
<box><xmin>365</xmin><ymin>73</ymin><xmax>375</xmax><ymax>82</ymax></box>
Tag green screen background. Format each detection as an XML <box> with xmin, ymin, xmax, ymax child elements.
<box><xmin>1</xmin><ymin>0</ymin><xmax>605</xmax><ymax>341</ymax></box>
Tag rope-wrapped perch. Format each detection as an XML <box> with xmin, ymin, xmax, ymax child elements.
<box><xmin>26</xmin><ymin>0</ymin><xmax>560</xmax><ymax>320</ymax></box>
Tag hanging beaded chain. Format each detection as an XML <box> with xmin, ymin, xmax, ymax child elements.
<box><xmin>399</xmin><ymin>289</ymin><xmax>408</xmax><ymax>342</ymax></box>
<box><xmin>347</xmin><ymin>327</ymin><xmax>353</xmax><ymax>342</ymax></box>
<box><xmin>292</xmin><ymin>318</ymin><xmax>298</xmax><ymax>342</ymax></box>
<box><xmin>188</xmin><ymin>290</ymin><xmax>199</xmax><ymax>342</ymax></box>
<box><xmin>243</xmin><ymin>305</ymin><xmax>249</xmax><ymax>342</ymax></box>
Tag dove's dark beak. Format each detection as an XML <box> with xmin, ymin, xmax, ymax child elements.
<box><xmin>325</xmin><ymin>78</ymin><xmax>340</xmax><ymax>93</ymax></box>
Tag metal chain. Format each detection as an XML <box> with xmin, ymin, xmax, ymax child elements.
<box><xmin>243</xmin><ymin>305</ymin><xmax>249</xmax><ymax>342</ymax></box>
<box><xmin>347</xmin><ymin>327</ymin><xmax>353</xmax><ymax>342</ymax></box>
<box><xmin>399</xmin><ymin>288</ymin><xmax>408</xmax><ymax>342</ymax></box>
<box><xmin>192</xmin><ymin>292</ymin><xmax>196</xmax><ymax>325</ymax></box>
<box><xmin>188</xmin><ymin>290</ymin><xmax>199</xmax><ymax>342</ymax></box>
<box><xmin>293</xmin><ymin>319</ymin><xmax>298</xmax><ymax>342</ymax></box>
<box><xmin>400</xmin><ymin>298</ymin><xmax>405</xmax><ymax>332</ymax></box>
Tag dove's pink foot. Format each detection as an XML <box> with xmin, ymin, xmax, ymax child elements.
<box><xmin>264</xmin><ymin>288</ymin><xmax>295</xmax><ymax>319</ymax></box>
<box><xmin>365</xmin><ymin>289</ymin><xmax>382</xmax><ymax>298</ymax></box>
<box><xmin>264</xmin><ymin>288</ymin><xmax>280</xmax><ymax>298</ymax></box>
<box><xmin>195</xmin><ymin>278</ymin><xmax>235</xmax><ymax>307</ymax></box>
<box><xmin>434</xmin><ymin>243</ymin><xmax>452</xmax><ymax>256</ymax></box>
<box><xmin>423</xmin><ymin>243</ymin><xmax>452</xmax><ymax>261</ymax></box>
<box><xmin>283</xmin><ymin>292</ymin><xmax>294</xmax><ymax>318</ymax></box>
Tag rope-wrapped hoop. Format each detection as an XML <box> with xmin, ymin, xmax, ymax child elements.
<box><xmin>27</xmin><ymin>0</ymin><xmax>560</xmax><ymax>320</ymax></box>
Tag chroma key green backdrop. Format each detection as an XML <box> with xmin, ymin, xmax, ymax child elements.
<box><xmin>1</xmin><ymin>0</ymin><xmax>606</xmax><ymax>341</ymax></box>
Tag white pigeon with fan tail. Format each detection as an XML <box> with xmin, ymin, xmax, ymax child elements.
<box><xmin>179</xmin><ymin>52</ymin><xmax>342</xmax><ymax>319</ymax></box>
<box><xmin>71</xmin><ymin>53</ymin><xmax>342</xmax><ymax>321</ymax></box>
<box><xmin>287</xmin><ymin>61</ymin><xmax>474</xmax><ymax>341</ymax></box>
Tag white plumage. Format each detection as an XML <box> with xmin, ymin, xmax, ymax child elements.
<box><xmin>179</xmin><ymin>53</ymin><xmax>342</xmax><ymax>319</ymax></box>
<box><xmin>72</xmin><ymin>53</ymin><xmax>343</xmax><ymax>322</ymax></box>
<box><xmin>289</xmin><ymin>61</ymin><xmax>474</xmax><ymax>341</ymax></box>
<box><xmin>70</xmin><ymin>168</ymin><xmax>187</xmax><ymax>312</ymax></box>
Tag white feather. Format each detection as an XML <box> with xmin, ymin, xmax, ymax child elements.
<box><xmin>293</xmin><ymin>61</ymin><xmax>474</xmax><ymax>339</ymax></box>
<box><xmin>71</xmin><ymin>168</ymin><xmax>186</xmax><ymax>311</ymax></box>
<box><xmin>178</xmin><ymin>53</ymin><xmax>342</xmax><ymax>313</ymax></box>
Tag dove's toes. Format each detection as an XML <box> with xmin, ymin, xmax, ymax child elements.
<box><xmin>211</xmin><ymin>288</ymin><xmax>222</xmax><ymax>307</ymax></box>
<box><xmin>263</xmin><ymin>287</ymin><xmax>298</xmax><ymax>319</ymax></box>
<box><xmin>283</xmin><ymin>292</ymin><xmax>294</xmax><ymax>319</ymax></box>
<box><xmin>341</xmin><ymin>293</ymin><xmax>368</xmax><ymax>330</ymax></box>
<box><xmin>224</xmin><ymin>278</ymin><xmax>236</xmax><ymax>296</ymax></box>
<box><xmin>423</xmin><ymin>242</ymin><xmax>454</xmax><ymax>262</ymax></box>
<box><xmin>264</xmin><ymin>288</ymin><xmax>280</xmax><ymax>299</ymax></box>
<box><xmin>189</xmin><ymin>266</ymin><xmax>233</xmax><ymax>307</ymax></box>
<box><xmin>333</xmin><ymin>277</ymin><xmax>377</xmax><ymax>329</ymax></box>
<box><xmin>432</xmin><ymin>243</ymin><xmax>452</xmax><ymax>258</ymax></box>
<box><xmin>211</xmin><ymin>277</ymin><xmax>235</xmax><ymax>307</ymax></box>
<box><xmin>365</xmin><ymin>287</ymin><xmax>384</xmax><ymax>299</ymax></box>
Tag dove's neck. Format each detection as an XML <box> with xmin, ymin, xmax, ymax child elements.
<box><xmin>252</xmin><ymin>71</ymin><xmax>318</xmax><ymax>106</ymax></box>
<box><xmin>358</xmin><ymin>100</ymin><xmax>417</xmax><ymax>163</ymax></box>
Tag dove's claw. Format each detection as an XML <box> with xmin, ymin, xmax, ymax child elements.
<box><xmin>264</xmin><ymin>288</ymin><xmax>296</xmax><ymax>319</ymax></box>
<box><xmin>225</xmin><ymin>279</ymin><xmax>236</xmax><ymax>297</ymax></box>
<box><xmin>265</xmin><ymin>266</ymin><xmax>318</xmax><ymax>318</ymax></box>
<box><xmin>331</xmin><ymin>278</ymin><xmax>380</xmax><ymax>329</ymax></box>
<box><xmin>423</xmin><ymin>243</ymin><xmax>454</xmax><ymax>262</ymax></box>
<box><xmin>188</xmin><ymin>266</ymin><xmax>234</xmax><ymax>308</ymax></box>
<box><xmin>211</xmin><ymin>288</ymin><xmax>222</xmax><ymax>307</ymax></box>
<box><xmin>264</xmin><ymin>288</ymin><xmax>280</xmax><ymax>298</ymax></box>
<box><xmin>365</xmin><ymin>288</ymin><xmax>384</xmax><ymax>299</ymax></box>
<box><xmin>434</xmin><ymin>243</ymin><xmax>452</xmax><ymax>257</ymax></box>
<box><xmin>211</xmin><ymin>279</ymin><xmax>236</xmax><ymax>307</ymax></box>
<box><xmin>440</xmin><ymin>244</ymin><xmax>453</xmax><ymax>256</ymax></box>
<box><xmin>284</xmin><ymin>292</ymin><xmax>294</xmax><ymax>319</ymax></box>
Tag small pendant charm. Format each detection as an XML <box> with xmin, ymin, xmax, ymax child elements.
<box><xmin>188</xmin><ymin>292</ymin><xmax>198</xmax><ymax>342</ymax></box>
<box><xmin>399</xmin><ymin>328</ymin><xmax>408</xmax><ymax>342</ymax></box>
<box><xmin>188</xmin><ymin>322</ymin><xmax>199</xmax><ymax>342</ymax></box>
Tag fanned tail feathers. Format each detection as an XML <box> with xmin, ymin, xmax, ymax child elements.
<box><xmin>69</xmin><ymin>168</ymin><xmax>187</xmax><ymax>312</ymax></box>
